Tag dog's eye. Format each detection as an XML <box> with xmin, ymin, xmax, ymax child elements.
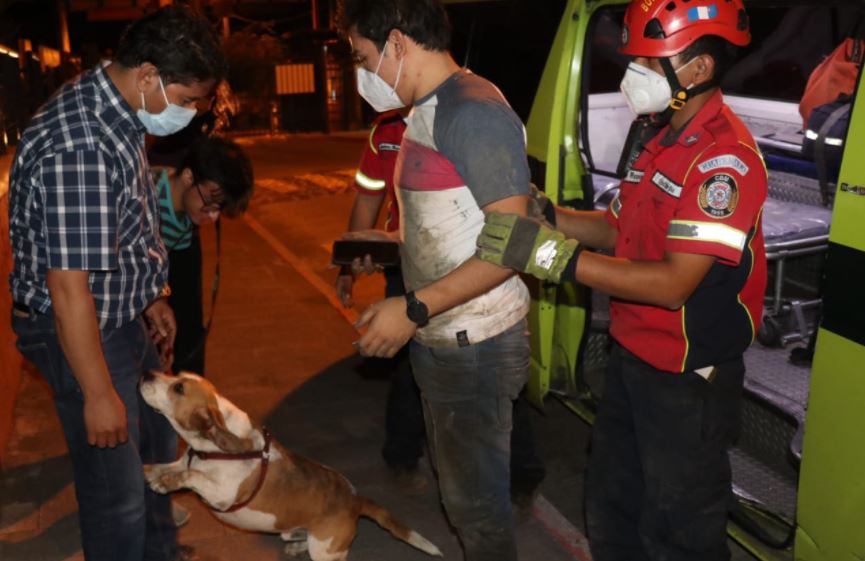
<box><xmin>172</xmin><ymin>382</ymin><xmax>185</xmax><ymax>395</ymax></box>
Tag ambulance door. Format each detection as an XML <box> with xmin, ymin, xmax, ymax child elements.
<box><xmin>524</xmin><ymin>0</ymin><xmax>630</xmax><ymax>417</ymax></box>
<box><xmin>794</xmin><ymin>61</ymin><xmax>865</xmax><ymax>561</ymax></box>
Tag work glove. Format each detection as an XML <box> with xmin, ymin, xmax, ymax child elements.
<box><xmin>476</xmin><ymin>213</ymin><xmax>581</xmax><ymax>284</ymax></box>
<box><xmin>527</xmin><ymin>183</ymin><xmax>557</xmax><ymax>227</ymax></box>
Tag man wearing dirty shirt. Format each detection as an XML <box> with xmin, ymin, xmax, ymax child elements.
<box><xmin>337</xmin><ymin>0</ymin><xmax>532</xmax><ymax>559</ymax></box>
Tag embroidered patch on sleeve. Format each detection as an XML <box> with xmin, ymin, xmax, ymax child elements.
<box><xmin>698</xmin><ymin>174</ymin><xmax>739</xmax><ymax>218</ymax></box>
<box><xmin>697</xmin><ymin>154</ymin><xmax>750</xmax><ymax>176</ymax></box>
<box><xmin>610</xmin><ymin>193</ymin><xmax>622</xmax><ymax>217</ymax></box>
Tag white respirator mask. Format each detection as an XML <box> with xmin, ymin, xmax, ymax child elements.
<box><xmin>619</xmin><ymin>58</ymin><xmax>697</xmax><ymax>115</ymax></box>
<box><xmin>356</xmin><ymin>43</ymin><xmax>405</xmax><ymax>113</ymax></box>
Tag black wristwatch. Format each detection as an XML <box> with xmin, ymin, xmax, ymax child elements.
<box><xmin>405</xmin><ymin>291</ymin><xmax>430</xmax><ymax>328</ymax></box>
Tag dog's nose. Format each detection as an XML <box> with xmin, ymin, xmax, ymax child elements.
<box><xmin>142</xmin><ymin>371</ymin><xmax>156</xmax><ymax>383</ymax></box>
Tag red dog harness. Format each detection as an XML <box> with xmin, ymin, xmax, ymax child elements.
<box><xmin>186</xmin><ymin>427</ymin><xmax>272</xmax><ymax>513</ymax></box>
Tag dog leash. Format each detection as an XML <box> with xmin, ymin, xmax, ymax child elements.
<box><xmin>186</xmin><ymin>426</ymin><xmax>271</xmax><ymax>513</ymax></box>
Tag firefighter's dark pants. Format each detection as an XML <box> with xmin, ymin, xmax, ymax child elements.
<box><xmin>586</xmin><ymin>343</ymin><xmax>745</xmax><ymax>561</ymax></box>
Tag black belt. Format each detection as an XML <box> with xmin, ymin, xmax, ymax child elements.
<box><xmin>12</xmin><ymin>302</ymin><xmax>42</xmax><ymax>317</ymax></box>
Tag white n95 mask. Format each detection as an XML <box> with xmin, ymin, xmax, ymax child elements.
<box><xmin>619</xmin><ymin>58</ymin><xmax>697</xmax><ymax>115</ymax></box>
<box><xmin>357</xmin><ymin>43</ymin><xmax>405</xmax><ymax>113</ymax></box>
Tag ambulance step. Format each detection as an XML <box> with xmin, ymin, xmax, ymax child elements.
<box><xmin>729</xmin><ymin>342</ymin><xmax>806</xmax><ymax>542</ymax></box>
<box><xmin>743</xmin><ymin>344</ymin><xmax>810</xmax><ymax>425</ymax></box>
<box><xmin>730</xmin><ymin>440</ymin><xmax>798</xmax><ymax>523</ymax></box>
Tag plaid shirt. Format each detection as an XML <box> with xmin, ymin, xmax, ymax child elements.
<box><xmin>8</xmin><ymin>64</ymin><xmax>168</xmax><ymax>328</ymax></box>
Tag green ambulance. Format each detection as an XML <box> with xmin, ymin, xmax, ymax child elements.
<box><xmin>445</xmin><ymin>1</ymin><xmax>865</xmax><ymax>559</ymax></box>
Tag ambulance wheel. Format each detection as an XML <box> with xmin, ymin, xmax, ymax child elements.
<box><xmin>758</xmin><ymin>316</ymin><xmax>782</xmax><ymax>347</ymax></box>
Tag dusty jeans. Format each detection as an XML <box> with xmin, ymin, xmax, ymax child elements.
<box><xmin>411</xmin><ymin>319</ymin><xmax>530</xmax><ymax>561</ymax></box>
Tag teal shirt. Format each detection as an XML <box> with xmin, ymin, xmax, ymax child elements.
<box><xmin>155</xmin><ymin>169</ymin><xmax>194</xmax><ymax>251</ymax></box>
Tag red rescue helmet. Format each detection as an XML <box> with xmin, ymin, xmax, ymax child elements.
<box><xmin>620</xmin><ymin>0</ymin><xmax>751</xmax><ymax>58</ymax></box>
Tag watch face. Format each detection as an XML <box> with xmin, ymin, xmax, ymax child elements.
<box><xmin>406</xmin><ymin>295</ymin><xmax>429</xmax><ymax>327</ymax></box>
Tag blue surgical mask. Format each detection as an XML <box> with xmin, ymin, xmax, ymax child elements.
<box><xmin>137</xmin><ymin>77</ymin><xmax>196</xmax><ymax>136</ymax></box>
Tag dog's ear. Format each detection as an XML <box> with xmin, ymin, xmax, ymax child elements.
<box><xmin>196</xmin><ymin>401</ymin><xmax>254</xmax><ymax>454</ymax></box>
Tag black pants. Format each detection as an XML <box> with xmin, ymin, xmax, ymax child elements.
<box><xmin>168</xmin><ymin>235</ymin><xmax>206</xmax><ymax>375</ymax></box>
<box><xmin>585</xmin><ymin>343</ymin><xmax>744</xmax><ymax>561</ymax></box>
<box><xmin>381</xmin><ymin>267</ymin><xmax>427</xmax><ymax>470</ymax></box>
<box><xmin>381</xmin><ymin>268</ymin><xmax>546</xmax><ymax>492</ymax></box>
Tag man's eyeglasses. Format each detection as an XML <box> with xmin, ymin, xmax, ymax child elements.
<box><xmin>196</xmin><ymin>183</ymin><xmax>224</xmax><ymax>212</ymax></box>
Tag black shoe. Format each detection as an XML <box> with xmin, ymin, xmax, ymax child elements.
<box><xmin>511</xmin><ymin>474</ymin><xmax>544</xmax><ymax>519</ymax></box>
<box><xmin>511</xmin><ymin>488</ymin><xmax>539</xmax><ymax>520</ymax></box>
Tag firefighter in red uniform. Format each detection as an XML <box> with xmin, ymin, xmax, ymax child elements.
<box><xmin>476</xmin><ymin>1</ymin><xmax>767</xmax><ymax>559</ymax></box>
<box><xmin>335</xmin><ymin>111</ymin><xmax>429</xmax><ymax>489</ymax></box>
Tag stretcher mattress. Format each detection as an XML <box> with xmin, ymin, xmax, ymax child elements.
<box><xmin>762</xmin><ymin>198</ymin><xmax>832</xmax><ymax>246</ymax></box>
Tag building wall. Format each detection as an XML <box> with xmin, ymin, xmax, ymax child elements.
<box><xmin>0</xmin><ymin>156</ymin><xmax>22</xmax><ymax>467</ymax></box>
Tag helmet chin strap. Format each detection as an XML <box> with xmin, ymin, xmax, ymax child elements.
<box><xmin>658</xmin><ymin>56</ymin><xmax>716</xmax><ymax>121</ymax></box>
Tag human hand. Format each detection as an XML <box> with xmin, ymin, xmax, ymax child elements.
<box><xmin>83</xmin><ymin>389</ymin><xmax>128</xmax><ymax>448</ymax></box>
<box><xmin>336</xmin><ymin>270</ymin><xmax>355</xmax><ymax>308</ymax></box>
<box><xmin>353</xmin><ymin>297</ymin><xmax>417</xmax><ymax>358</ymax></box>
<box><xmin>476</xmin><ymin>212</ymin><xmax>581</xmax><ymax>283</ymax></box>
<box><xmin>528</xmin><ymin>183</ymin><xmax>557</xmax><ymax>228</ymax></box>
<box><xmin>343</xmin><ymin>229</ymin><xmax>393</xmax><ymax>242</ymax></box>
<box><xmin>144</xmin><ymin>298</ymin><xmax>177</xmax><ymax>370</ymax></box>
<box><xmin>340</xmin><ymin>230</ymin><xmax>396</xmax><ymax>276</ymax></box>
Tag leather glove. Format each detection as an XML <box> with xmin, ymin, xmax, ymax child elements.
<box><xmin>476</xmin><ymin>212</ymin><xmax>581</xmax><ymax>283</ymax></box>
<box><xmin>528</xmin><ymin>183</ymin><xmax>557</xmax><ymax>227</ymax></box>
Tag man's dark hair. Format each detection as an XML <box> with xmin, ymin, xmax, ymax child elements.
<box><xmin>679</xmin><ymin>35</ymin><xmax>739</xmax><ymax>88</ymax></box>
<box><xmin>115</xmin><ymin>5</ymin><xmax>227</xmax><ymax>85</ymax></box>
<box><xmin>337</xmin><ymin>0</ymin><xmax>451</xmax><ymax>51</ymax></box>
<box><xmin>180</xmin><ymin>137</ymin><xmax>254</xmax><ymax>218</ymax></box>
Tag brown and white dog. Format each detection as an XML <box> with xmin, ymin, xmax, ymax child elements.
<box><xmin>140</xmin><ymin>371</ymin><xmax>442</xmax><ymax>561</ymax></box>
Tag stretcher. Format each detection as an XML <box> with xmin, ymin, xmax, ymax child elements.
<box><xmin>759</xmin><ymin>169</ymin><xmax>831</xmax><ymax>346</ymax></box>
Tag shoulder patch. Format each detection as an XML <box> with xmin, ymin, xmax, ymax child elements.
<box><xmin>698</xmin><ymin>174</ymin><xmax>739</xmax><ymax>218</ymax></box>
<box><xmin>697</xmin><ymin>154</ymin><xmax>750</xmax><ymax>176</ymax></box>
<box><xmin>610</xmin><ymin>193</ymin><xmax>622</xmax><ymax>217</ymax></box>
<box><xmin>652</xmin><ymin>171</ymin><xmax>683</xmax><ymax>198</ymax></box>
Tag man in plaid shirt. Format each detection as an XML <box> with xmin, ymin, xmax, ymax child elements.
<box><xmin>8</xmin><ymin>6</ymin><xmax>225</xmax><ymax>561</ymax></box>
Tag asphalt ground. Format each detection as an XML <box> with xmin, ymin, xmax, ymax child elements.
<box><xmin>0</xmin><ymin>133</ymin><xmax>754</xmax><ymax>561</ymax></box>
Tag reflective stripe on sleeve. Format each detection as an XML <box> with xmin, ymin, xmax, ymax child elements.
<box><xmin>667</xmin><ymin>220</ymin><xmax>747</xmax><ymax>250</ymax></box>
<box><xmin>355</xmin><ymin>170</ymin><xmax>386</xmax><ymax>191</ymax></box>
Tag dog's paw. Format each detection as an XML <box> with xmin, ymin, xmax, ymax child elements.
<box><xmin>282</xmin><ymin>540</ymin><xmax>308</xmax><ymax>557</ymax></box>
<box><xmin>281</xmin><ymin>530</ymin><xmax>308</xmax><ymax>557</ymax></box>
<box><xmin>143</xmin><ymin>463</ymin><xmax>167</xmax><ymax>484</ymax></box>
<box><xmin>145</xmin><ymin>466</ymin><xmax>186</xmax><ymax>494</ymax></box>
